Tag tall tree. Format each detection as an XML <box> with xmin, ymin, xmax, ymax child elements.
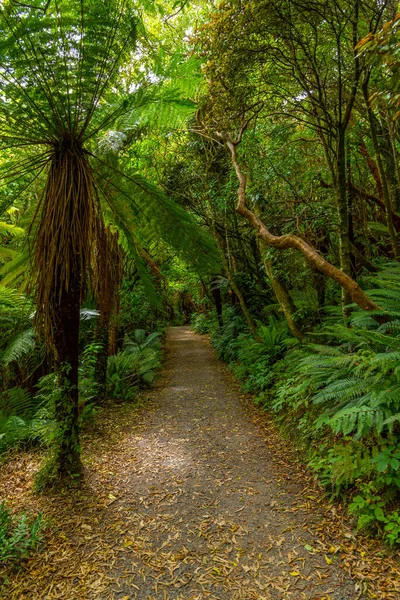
<box><xmin>195</xmin><ymin>0</ymin><xmax>394</xmax><ymax>315</ymax></box>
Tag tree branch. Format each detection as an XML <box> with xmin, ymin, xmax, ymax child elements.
<box><xmin>224</xmin><ymin>134</ymin><xmax>381</xmax><ymax>313</ymax></box>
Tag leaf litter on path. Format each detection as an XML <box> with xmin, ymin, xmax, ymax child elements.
<box><xmin>0</xmin><ymin>326</ymin><xmax>399</xmax><ymax>599</ymax></box>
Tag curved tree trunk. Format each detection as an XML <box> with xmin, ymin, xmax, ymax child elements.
<box><xmin>224</xmin><ymin>137</ymin><xmax>380</xmax><ymax>313</ymax></box>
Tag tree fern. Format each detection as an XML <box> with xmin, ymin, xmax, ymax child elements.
<box><xmin>0</xmin><ymin>0</ymin><xmax>221</xmax><ymax>482</ymax></box>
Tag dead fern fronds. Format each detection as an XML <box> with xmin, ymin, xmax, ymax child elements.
<box><xmin>91</xmin><ymin>218</ymin><xmax>124</xmax><ymax>327</ymax></box>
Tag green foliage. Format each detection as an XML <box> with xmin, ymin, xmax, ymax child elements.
<box><xmin>0</xmin><ymin>501</ymin><xmax>43</xmax><ymax>566</ymax></box>
<box><xmin>210</xmin><ymin>306</ymin><xmax>248</xmax><ymax>362</ymax></box>
<box><xmin>78</xmin><ymin>343</ymin><xmax>103</xmax><ymax>418</ymax></box>
<box><xmin>232</xmin><ymin>319</ymin><xmax>292</xmax><ymax>393</ymax></box>
<box><xmin>191</xmin><ymin>312</ymin><xmax>214</xmax><ymax>335</ymax></box>
<box><xmin>0</xmin><ymin>386</ymin><xmax>52</xmax><ymax>453</ymax></box>
<box><xmin>107</xmin><ymin>329</ymin><xmax>162</xmax><ymax>400</ymax></box>
<box><xmin>0</xmin><ymin>286</ymin><xmax>45</xmax><ymax>395</ymax></box>
<box><xmin>349</xmin><ymin>482</ymin><xmax>400</xmax><ymax>546</ymax></box>
<box><xmin>205</xmin><ymin>306</ymin><xmax>292</xmax><ymax>393</ymax></box>
<box><xmin>119</xmin><ymin>281</ymin><xmax>163</xmax><ymax>334</ymax></box>
<box><xmin>197</xmin><ymin>266</ymin><xmax>400</xmax><ymax>545</ymax></box>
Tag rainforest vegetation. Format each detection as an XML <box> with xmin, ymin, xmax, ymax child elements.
<box><xmin>2</xmin><ymin>0</ymin><xmax>400</xmax><ymax>583</ymax></box>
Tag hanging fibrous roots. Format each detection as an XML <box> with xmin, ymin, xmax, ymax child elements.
<box><xmin>92</xmin><ymin>218</ymin><xmax>124</xmax><ymax>326</ymax></box>
<box><xmin>90</xmin><ymin>219</ymin><xmax>124</xmax><ymax>403</ymax></box>
<box><xmin>32</xmin><ymin>135</ymin><xmax>97</xmax><ymax>354</ymax></box>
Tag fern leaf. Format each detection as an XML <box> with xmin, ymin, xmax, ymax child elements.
<box><xmin>1</xmin><ymin>328</ymin><xmax>35</xmax><ymax>366</ymax></box>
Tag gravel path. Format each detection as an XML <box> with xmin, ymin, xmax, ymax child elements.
<box><xmin>104</xmin><ymin>326</ymin><xmax>357</xmax><ymax>600</ymax></box>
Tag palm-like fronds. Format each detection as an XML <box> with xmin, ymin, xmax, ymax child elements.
<box><xmin>1</xmin><ymin>328</ymin><xmax>36</xmax><ymax>366</ymax></box>
<box><xmin>276</xmin><ymin>267</ymin><xmax>400</xmax><ymax>440</ymax></box>
<box><xmin>0</xmin><ymin>386</ymin><xmax>35</xmax><ymax>417</ymax></box>
<box><xmin>96</xmin><ymin>161</ymin><xmax>220</xmax><ymax>276</ymax></box>
<box><xmin>0</xmin><ymin>222</ymin><xmax>24</xmax><ymax>238</ymax></box>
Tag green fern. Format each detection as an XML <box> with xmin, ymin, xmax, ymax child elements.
<box><xmin>0</xmin><ymin>387</ymin><xmax>36</xmax><ymax>417</ymax></box>
<box><xmin>1</xmin><ymin>329</ymin><xmax>36</xmax><ymax>366</ymax></box>
<box><xmin>0</xmin><ymin>222</ymin><xmax>24</xmax><ymax>238</ymax></box>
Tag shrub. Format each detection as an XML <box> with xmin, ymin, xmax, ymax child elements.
<box><xmin>191</xmin><ymin>312</ymin><xmax>214</xmax><ymax>335</ymax></box>
<box><xmin>0</xmin><ymin>501</ymin><xmax>43</xmax><ymax>566</ymax></box>
<box><xmin>106</xmin><ymin>329</ymin><xmax>161</xmax><ymax>400</ymax></box>
<box><xmin>204</xmin><ymin>266</ymin><xmax>400</xmax><ymax>545</ymax></box>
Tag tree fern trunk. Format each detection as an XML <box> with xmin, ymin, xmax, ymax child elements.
<box><xmin>94</xmin><ymin>321</ymin><xmax>110</xmax><ymax>405</ymax></box>
<box><xmin>33</xmin><ymin>143</ymin><xmax>95</xmax><ymax>487</ymax></box>
<box><xmin>53</xmin><ymin>270</ymin><xmax>82</xmax><ymax>480</ymax></box>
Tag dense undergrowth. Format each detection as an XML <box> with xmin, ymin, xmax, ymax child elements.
<box><xmin>0</xmin><ymin>281</ymin><xmax>164</xmax><ymax>566</ymax></box>
<box><xmin>192</xmin><ymin>266</ymin><xmax>400</xmax><ymax>546</ymax></box>
<box><xmin>0</xmin><ymin>328</ymin><xmax>163</xmax><ymax>459</ymax></box>
<box><xmin>2</xmin><ymin>0</ymin><xmax>400</xmax><ymax>575</ymax></box>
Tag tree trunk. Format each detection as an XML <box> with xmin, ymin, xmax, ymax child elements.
<box><xmin>336</xmin><ymin>126</ymin><xmax>352</xmax><ymax>311</ymax></box>
<box><xmin>263</xmin><ymin>257</ymin><xmax>304</xmax><ymax>340</ymax></box>
<box><xmin>385</xmin><ymin>108</ymin><xmax>400</xmax><ymax>212</ymax></box>
<box><xmin>362</xmin><ymin>79</ymin><xmax>400</xmax><ymax>259</ymax></box>
<box><xmin>210</xmin><ymin>279</ymin><xmax>223</xmax><ymax>327</ymax></box>
<box><xmin>52</xmin><ymin>270</ymin><xmax>82</xmax><ymax>481</ymax></box>
<box><xmin>94</xmin><ymin>321</ymin><xmax>109</xmax><ymax>405</ymax></box>
<box><xmin>212</xmin><ymin>228</ymin><xmax>261</xmax><ymax>340</ymax></box>
<box><xmin>199</xmin><ymin>282</ymin><xmax>208</xmax><ymax>314</ymax></box>
<box><xmin>33</xmin><ymin>144</ymin><xmax>96</xmax><ymax>487</ymax></box>
<box><xmin>225</xmin><ymin>265</ymin><xmax>261</xmax><ymax>341</ymax></box>
<box><xmin>224</xmin><ymin>137</ymin><xmax>381</xmax><ymax>314</ymax></box>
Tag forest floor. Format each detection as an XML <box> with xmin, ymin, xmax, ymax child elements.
<box><xmin>1</xmin><ymin>326</ymin><xmax>400</xmax><ymax>600</ymax></box>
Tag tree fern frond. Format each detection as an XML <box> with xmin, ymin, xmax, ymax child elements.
<box><xmin>0</xmin><ymin>246</ymin><xmax>29</xmax><ymax>283</ymax></box>
<box><xmin>0</xmin><ymin>222</ymin><xmax>24</xmax><ymax>238</ymax></box>
<box><xmin>0</xmin><ymin>0</ymin><xmax>138</xmax><ymax>146</ymax></box>
<box><xmin>0</xmin><ymin>285</ymin><xmax>28</xmax><ymax>309</ymax></box>
<box><xmin>0</xmin><ymin>386</ymin><xmax>35</xmax><ymax>417</ymax></box>
<box><xmin>95</xmin><ymin>158</ymin><xmax>220</xmax><ymax>275</ymax></box>
<box><xmin>95</xmin><ymin>85</ymin><xmax>196</xmax><ymax>142</ymax></box>
<box><xmin>1</xmin><ymin>328</ymin><xmax>35</xmax><ymax>366</ymax></box>
<box><xmin>0</xmin><ymin>247</ymin><xmax>17</xmax><ymax>260</ymax></box>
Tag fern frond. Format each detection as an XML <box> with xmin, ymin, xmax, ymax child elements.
<box><xmin>1</xmin><ymin>328</ymin><xmax>35</xmax><ymax>366</ymax></box>
<box><xmin>313</xmin><ymin>377</ymin><xmax>371</xmax><ymax>405</ymax></box>
<box><xmin>0</xmin><ymin>285</ymin><xmax>28</xmax><ymax>309</ymax></box>
<box><xmin>0</xmin><ymin>246</ymin><xmax>17</xmax><ymax>260</ymax></box>
<box><xmin>0</xmin><ymin>222</ymin><xmax>24</xmax><ymax>238</ymax></box>
<box><xmin>0</xmin><ymin>387</ymin><xmax>35</xmax><ymax>417</ymax></box>
<box><xmin>96</xmin><ymin>159</ymin><xmax>220</xmax><ymax>277</ymax></box>
<box><xmin>0</xmin><ymin>248</ymin><xmax>29</xmax><ymax>285</ymax></box>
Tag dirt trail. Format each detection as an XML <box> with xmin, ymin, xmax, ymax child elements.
<box><xmin>2</xmin><ymin>326</ymin><xmax>398</xmax><ymax>599</ymax></box>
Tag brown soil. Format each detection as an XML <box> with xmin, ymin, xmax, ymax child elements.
<box><xmin>1</xmin><ymin>326</ymin><xmax>399</xmax><ymax>599</ymax></box>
